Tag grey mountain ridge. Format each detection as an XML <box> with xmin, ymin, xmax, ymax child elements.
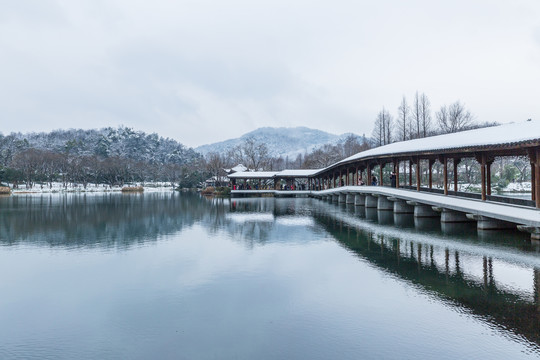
<box><xmin>196</xmin><ymin>126</ymin><xmax>360</xmax><ymax>159</ymax></box>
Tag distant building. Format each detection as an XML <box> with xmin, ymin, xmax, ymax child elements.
<box><xmin>204</xmin><ymin>176</ymin><xmax>229</xmax><ymax>188</ymax></box>
<box><xmin>224</xmin><ymin>164</ymin><xmax>248</xmax><ymax>175</ymax></box>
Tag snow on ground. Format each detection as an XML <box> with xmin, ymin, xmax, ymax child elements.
<box><xmin>7</xmin><ymin>182</ymin><xmax>175</xmax><ymax>194</ymax></box>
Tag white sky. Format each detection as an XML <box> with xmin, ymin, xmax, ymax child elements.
<box><xmin>1</xmin><ymin>0</ymin><xmax>539</xmax><ymax>148</ymax></box>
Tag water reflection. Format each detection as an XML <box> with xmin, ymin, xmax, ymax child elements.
<box><xmin>377</xmin><ymin>210</ymin><xmax>394</xmax><ymax>225</ymax></box>
<box><xmin>2</xmin><ymin>193</ymin><xmax>540</xmax><ymax>351</ymax></box>
<box><xmin>393</xmin><ymin>213</ymin><xmax>414</xmax><ymax>228</ymax></box>
<box><xmin>311</xmin><ymin>206</ymin><xmax>540</xmax><ymax>349</ymax></box>
<box><xmin>0</xmin><ymin>192</ymin><xmax>229</xmax><ymax>249</ymax></box>
<box><xmin>365</xmin><ymin>207</ymin><xmax>378</xmax><ymax>222</ymax></box>
<box><xmin>415</xmin><ymin>217</ymin><xmax>441</xmax><ymax>232</ymax></box>
<box><xmin>440</xmin><ymin>222</ymin><xmax>477</xmax><ymax>236</ymax></box>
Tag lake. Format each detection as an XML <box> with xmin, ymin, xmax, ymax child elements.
<box><xmin>1</xmin><ymin>192</ymin><xmax>540</xmax><ymax>359</ymax></box>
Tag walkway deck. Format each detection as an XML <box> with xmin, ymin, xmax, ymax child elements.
<box><xmin>232</xmin><ymin>186</ymin><xmax>540</xmax><ymax>238</ymax></box>
<box><xmin>315</xmin><ymin>186</ymin><xmax>540</xmax><ymax>227</ymax></box>
<box><xmin>231</xmin><ymin>190</ymin><xmax>311</xmax><ymax>197</ymax></box>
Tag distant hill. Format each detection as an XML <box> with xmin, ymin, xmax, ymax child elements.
<box><xmin>0</xmin><ymin>126</ymin><xmax>201</xmax><ymax>166</ymax></box>
<box><xmin>196</xmin><ymin>127</ymin><xmax>360</xmax><ymax>159</ymax></box>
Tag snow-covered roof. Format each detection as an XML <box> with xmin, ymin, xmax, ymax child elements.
<box><xmin>276</xmin><ymin>169</ymin><xmax>321</xmax><ymax>177</ymax></box>
<box><xmin>227</xmin><ymin>169</ymin><xmax>321</xmax><ymax>179</ymax></box>
<box><xmin>224</xmin><ymin>164</ymin><xmax>248</xmax><ymax>173</ymax></box>
<box><xmin>227</xmin><ymin>171</ymin><xmax>278</xmax><ymax>178</ymax></box>
<box><xmin>337</xmin><ymin>120</ymin><xmax>540</xmax><ymax>166</ymax></box>
<box><xmin>229</xmin><ymin>121</ymin><xmax>540</xmax><ymax>180</ymax></box>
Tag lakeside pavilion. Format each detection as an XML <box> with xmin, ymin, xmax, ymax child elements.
<box><xmin>229</xmin><ymin>120</ymin><xmax>540</xmax><ymax>208</ymax></box>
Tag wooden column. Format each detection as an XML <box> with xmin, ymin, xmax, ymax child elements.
<box><xmin>486</xmin><ymin>159</ymin><xmax>493</xmax><ymax>196</ymax></box>
<box><xmin>416</xmin><ymin>158</ymin><xmax>421</xmax><ymax>191</ymax></box>
<box><xmin>395</xmin><ymin>161</ymin><xmax>400</xmax><ymax>188</ymax></box>
<box><xmin>443</xmin><ymin>156</ymin><xmax>448</xmax><ymax>196</ymax></box>
<box><xmin>428</xmin><ymin>159</ymin><xmax>434</xmax><ymax>189</ymax></box>
<box><xmin>379</xmin><ymin>164</ymin><xmax>384</xmax><ymax>186</ymax></box>
<box><xmin>409</xmin><ymin>161</ymin><xmax>412</xmax><ymax>186</ymax></box>
<box><xmin>536</xmin><ymin>149</ymin><xmax>540</xmax><ymax>208</ymax></box>
<box><xmin>532</xmin><ymin>163</ymin><xmax>536</xmax><ymax>202</ymax></box>
<box><xmin>480</xmin><ymin>154</ymin><xmax>486</xmax><ymax>201</ymax></box>
<box><xmin>453</xmin><ymin>158</ymin><xmax>461</xmax><ymax>192</ymax></box>
<box><xmin>367</xmin><ymin>164</ymin><xmax>372</xmax><ymax>185</ymax></box>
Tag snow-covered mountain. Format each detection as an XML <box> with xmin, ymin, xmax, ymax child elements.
<box><xmin>0</xmin><ymin>126</ymin><xmax>201</xmax><ymax>166</ymax></box>
<box><xmin>196</xmin><ymin>127</ymin><xmax>359</xmax><ymax>159</ymax></box>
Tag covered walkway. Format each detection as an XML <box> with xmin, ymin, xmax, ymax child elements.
<box><xmin>228</xmin><ymin>120</ymin><xmax>540</xmax><ymax>239</ymax></box>
<box><xmin>310</xmin><ymin>120</ymin><xmax>540</xmax><ymax>207</ymax></box>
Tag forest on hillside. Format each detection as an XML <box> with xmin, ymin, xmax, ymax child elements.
<box><xmin>0</xmin><ymin>127</ymin><xmax>204</xmax><ymax>188</ymax></box>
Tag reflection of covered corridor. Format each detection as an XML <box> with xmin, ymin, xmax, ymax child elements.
<box><xmin>313</xmin><ymin>210</ymin><xmax>540</xmax><ymax>348</ymax></box>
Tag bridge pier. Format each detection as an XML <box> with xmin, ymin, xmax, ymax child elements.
<box><xmin>467</xmin><ymin>214</ymin><xmax>515</xmax><ymax>230</ymax></box>
<box><xmin>332</xmin><ymin>194</ymin><xmax>339</xmax><ymax>203</ymax></box>
<box><xmin>346</xmin><ymin>193</ymin><xmax>355</xmax><ymax>204</ymax></box>
<box><xmin>389</xmin><ymin>197</ymin><xmax>414</xmax><ymax>214</ymax></box>
<box><xmin>365</xmin><ymin>195</ymin><xmax>378</xmax><ymax>208</ymax></box>
<box><xmin>354</xmin><ymin>194</ymin><xmax>366</xmax><ymax>206</ymax></box>
<box><xmin>376</xmin><ymin>195</ymin><xmax>393</xmax><ymax>211</ymax></box>
<box><xmin>435</xmin><ymin>208</ymin><xmax>474</xmax><ymax>223</ymax></box>
<box><xmin>338</xmin><ymin>193</ymin><xmax>347</xmax><ymax>203</ymax></box>
<box><xmin>408</xmin><ymin>201</ymin><xmax>439</xmax><ymax>218</ymax></box>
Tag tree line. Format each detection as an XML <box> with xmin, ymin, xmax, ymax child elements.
<box><xmin>370</xmin><ymin>92</ymin><xmax>530</xmax><ymax>190</ymax></box>
<box><xmin>371</xmin><ymin>91</ymin><xmax>499</xmax><ymax>145</ymax></box>
<box><xmin>0</xmin><ymin>127</ymin><xmax>205</xmax><ymax>189</ymax></box>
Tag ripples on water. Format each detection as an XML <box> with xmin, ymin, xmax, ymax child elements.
<box><xmin>0</xmin><ymin>192</ymin><xmax>539</xmax><ymax>359</ymax></box>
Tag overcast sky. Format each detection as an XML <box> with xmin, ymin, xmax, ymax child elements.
<box><xmin>1</xmin><ymin>0</ymin><xmax>539</xmax><ymax>148</ymax></box>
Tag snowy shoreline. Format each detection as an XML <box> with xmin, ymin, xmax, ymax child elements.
<box><xmin>2</xmin><ymin>181</ymin><xmax>532</xmax><ymax>196</ymax></box>
<box><xmin>5</xmin><ymin>182</ymin><xmax>176</xmax><ymax>195</ymax></box>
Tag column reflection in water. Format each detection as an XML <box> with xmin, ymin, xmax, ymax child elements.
<box><xmin>365</xmin><ymin>207</ymin><xmax>378</xmax><ymax>222</ymax></box>
<box><xmin>440</xmin><ymin>222</ymin><xmax>477</xmax><ymax>236</ymax></box>
<box><xmin>354</xmin><ymin>205</ymin><xmax>366</xmax><ymax>219</ymax></box>
<box><xmin>377</xmin><ymin>210</ymin><xmax>394</xmax><ymax>225</ymax></box>
<box><xmin>414</xmin><ymin>217</ymin><xmax>440</xmax><ymax>232</ymax></box>
<box><xmin>394</xmin><ymin>213</ymin><xmax>414</xmax><ymax>228</ymax></box>
<box><xmin>311</xmin><ymin>200</ymin><xmax>540</xmax><ymax>349</ymax></box>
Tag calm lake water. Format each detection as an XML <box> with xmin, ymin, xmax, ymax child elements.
<box><xmin>1</xmin><ymin>192</ymin><xmax>540</xmax><ymax>359</ymax></box>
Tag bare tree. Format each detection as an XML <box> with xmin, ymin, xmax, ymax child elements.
<box><xmin>342</xmin><ymin>134</ymin><xmax>366</xmax><ymax>157</ymax></box>
<box><xmin>436</xmin><ymin>101</ymin><xmax>474</xmax><ymax>133</ymax></box>
<box><xmin>372</xmin><ymin>108</ymin><xmax>393</xmax><ymax>147</ymax></box>
<box><xmin>420</xmin><ymin>93</ymin><xmax>432</xmax><ymax>137</ymax></box>
<box><xmin>228</xmin><ymin>137</ymin><xmax>271</xmax><ymax>171</ymax></box>
<box><xmin>206</xmin><ymin>152</ymin><xmax>225</xmax><ymax>181</ymax></box>
<box><xmin>396</xmin><ymin>96</ymin><xmax>410</xmax><ymax>141</ymax></box>
<box><xmin>411</xmin><ymin>92</ymin><xmax>421</xmax><ymax>139</ymax></box>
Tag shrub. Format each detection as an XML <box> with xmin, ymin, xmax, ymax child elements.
<box><xmin>201</xmin><ymin>187</ymin><xmax>216</xmax><ymax>195</ymax></box>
